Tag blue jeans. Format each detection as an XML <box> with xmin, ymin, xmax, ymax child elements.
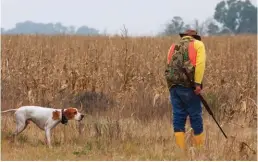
<box><xmin>169</xmin><ymin>85</ymin><xmax>203</xmax><ymax>135</ymax></box>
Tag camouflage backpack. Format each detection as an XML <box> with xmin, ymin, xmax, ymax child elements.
<box><xmin>165</xmin><ymin>37</ymin><xmax>196</xmax><ymax>89</ymax></box>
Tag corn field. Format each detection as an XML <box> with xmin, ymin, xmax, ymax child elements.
<box><xmin>1</xmin><ymin>35</ymin><xmax>257</xmax><ymax>160</ymax></box>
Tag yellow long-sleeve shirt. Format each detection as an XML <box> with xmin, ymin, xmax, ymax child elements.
<box><xmin>182</xmin><ymin>36</ymin><xmax>206</xmax><ymax>85</ymax></box>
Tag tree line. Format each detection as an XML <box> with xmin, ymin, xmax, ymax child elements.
<box><xmin>162</xmin><ymin>0</ymin><xmax>257</xmax><ymax>36</ymax></box>
<box><xmin>1</xmin><ymin>21</ymin><xmax>100</xmax><ymax>36</ymax></box>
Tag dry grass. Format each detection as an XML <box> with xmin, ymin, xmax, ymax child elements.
<box><xmin>1</xmin><ymin>34</ymin><xmax>257</xmax><ymax>161</ymax></box>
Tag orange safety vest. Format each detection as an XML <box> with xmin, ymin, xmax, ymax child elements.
<box><xmin>167</xmin><ymin>41</ymin><xmax>197</xmax><ymax>66</ymax></box>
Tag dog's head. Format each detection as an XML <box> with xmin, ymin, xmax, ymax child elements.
<box><xmin>63</xmin><ymin>107</ymin><xmax>84</xmax><ymax>121</ymax></box>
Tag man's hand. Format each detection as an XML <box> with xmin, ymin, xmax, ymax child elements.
<box><xmin>194</xmin><ymin>85</ymin><xmax>202</xmax><ymax>95</ymax></box>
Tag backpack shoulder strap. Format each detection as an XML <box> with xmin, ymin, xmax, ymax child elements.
<box><xmin>188</xmin><ymin>40</ymin><xmax>197</xmax><ymax>66</ymax></box>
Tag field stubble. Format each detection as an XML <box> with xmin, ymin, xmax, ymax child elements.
<box><xmin>1</xmin><ymin>35</ymin><xmax>257</xmax><ymax>160</ymax></box>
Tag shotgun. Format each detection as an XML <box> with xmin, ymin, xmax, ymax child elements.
<box><xmin>181</xmin><ymin>67</ymin><xmax>228</xmax><ymax>139</ymax></box>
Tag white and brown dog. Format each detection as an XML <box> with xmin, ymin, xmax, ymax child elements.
<box><xmin>1</xmin><ymin>106</ymin><xmax>84</xmax><ymax>147</ymax></box>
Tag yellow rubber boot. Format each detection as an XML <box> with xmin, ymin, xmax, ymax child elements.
<box><xmin>191</xmin><ymin>132</ymin><xmax>206</xmax><ymax>160</ymax></box>
<box><xmin>175</xmin><ymin>132</ymin><xmax>186</xmax><ymax>150</ymax></box>
<box><xmin>174</xmin><ymin>132</ymin><xmax>187</xmax><ymax>159</ymax></box>
<box><xmin>193</xmin><ymin>132</ymin><xmax>204</xmax><ymax>148</ymax></box>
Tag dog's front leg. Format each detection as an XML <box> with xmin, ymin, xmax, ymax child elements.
<box><xmin>45</xmin><ymin>128</ymin><xmax>52</xmax><ymax>148</ymax></box>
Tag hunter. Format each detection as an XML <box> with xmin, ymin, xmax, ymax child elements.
<box><xmin>165</xmin><ymin>29</ymin><xmax>206</xmax><ymax>151</ymax></box>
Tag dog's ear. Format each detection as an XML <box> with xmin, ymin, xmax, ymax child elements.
<box><xmin>52</xmin><ymin>110</ymin><xmax>61</xmax><ymax>120</ymax></box>
<box><xmin>64</xmin><ymin>108</ymin><xmax>77</xmax><ymax>119</ymax></box>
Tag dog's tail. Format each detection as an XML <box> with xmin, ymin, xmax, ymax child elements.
<box><xmin>1</xmin><ymin>109</ymin><xmax>18</xmax><ymax>113</ymax></box>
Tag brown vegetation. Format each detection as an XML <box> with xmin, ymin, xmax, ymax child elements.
<box><xmin>1</xmin><ymin>34</ymin><xmax>257</xmax><ymax>160</ymax></box>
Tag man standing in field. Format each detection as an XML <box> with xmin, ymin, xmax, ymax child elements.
<box><xmin>165</xmin><ymin>29</ymin><xmax>206</xmax><ymax>152</ymax></box>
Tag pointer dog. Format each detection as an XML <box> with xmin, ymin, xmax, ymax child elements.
<box><xmin>1</xmin><ymin>106</ymin><xmax>84</xmax><ymax>147</ymax></box>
